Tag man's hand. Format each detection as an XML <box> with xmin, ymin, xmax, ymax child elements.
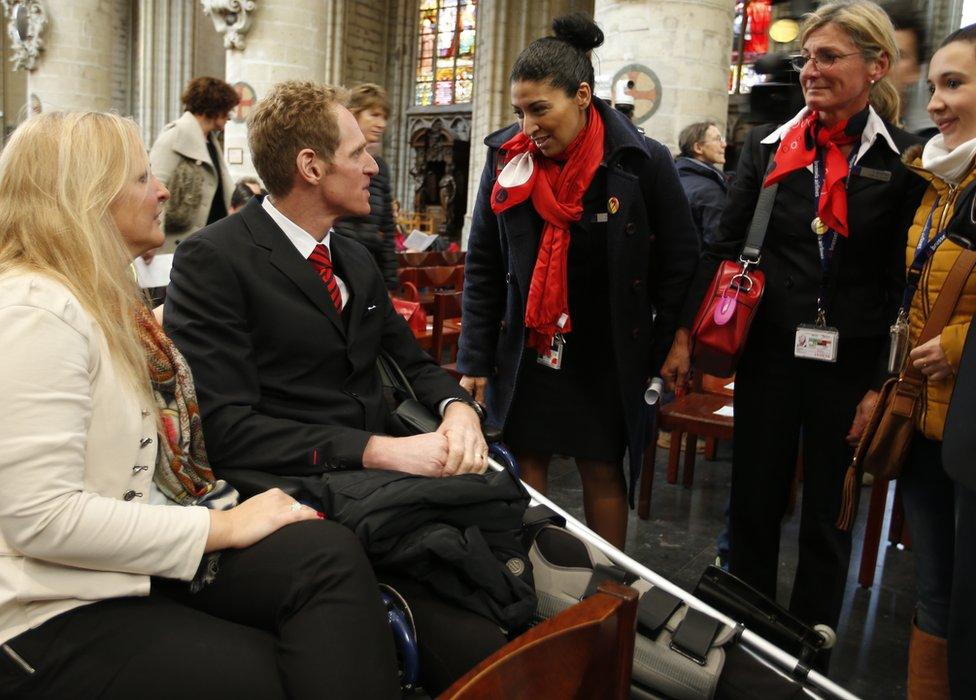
<box><xmin>437</xmin><ymin>401</ymin><xmax>488</xmax><ymax>476</ymax></box>
<box><xmin>460</xmin><ymin>375</ymin><xmax>487</xmax><ymax>404</ymax></box>
<box><xmin>660</xmin><ymin>329</ymin><xmax>691</xmax><ymax>392</ymax></box>
<box><xmin>909</xmin><ymin>336</ymin><xmax>954</xmax><ymax>381</ymax></box>
<box><xmin>362</xmin><ymin>433</ymin><xmax>449</xmax><ymax>477</ymax></box>
<box><xmin>846</xmin><ymin>390</ymin><xmax>880</xmax><ymax>446</ymax></box>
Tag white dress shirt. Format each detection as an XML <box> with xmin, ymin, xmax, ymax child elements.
<box><xmin>262</xmin><ymin>196</ymin><xmax>350</xmax><ymax>308</ymax></box>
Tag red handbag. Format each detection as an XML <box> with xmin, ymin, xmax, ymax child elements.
<box><xmin>690</xmin><ymin>259</ymin><xmax>765</xmax><ymax>377</ymax></box>
<box><xmin>391</xmin><ymin>281</ymin><xmax>428</xmax><ymax>335</ymax></box>
<box><xmin>690</xmin><ymin>173</ymin><xmax>778</xmax><ymax>378</ymax></box>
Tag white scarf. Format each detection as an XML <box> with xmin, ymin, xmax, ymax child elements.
<box><xmin>921</xmin><ymin>134</ymin><xmax>976</xmax><ymax>185</ymax></box>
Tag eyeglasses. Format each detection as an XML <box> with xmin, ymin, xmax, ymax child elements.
<box><xmin>789</xmin><ymin>51</ymin><xmax>863</xmax><ymax>72</ymax></box>
<box><xmin>704</xmin><ymin>135</ymin><xmax>727</xmax><ymax>145</ymax></box>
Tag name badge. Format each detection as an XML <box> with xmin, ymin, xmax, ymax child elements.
<box><xmin>592</xmin><ymin>212</ymin><xmax>608</xmax><ymax>223</ymax></box>
<box><xmin>794</xmin><ymin>324</ymin><xmax>839</xmax><ymax>363</ymax></box>
<box><xmin>537</xmin><ymin>335</ymin><xmax>564</xmax><ymax>370</ymax></box>
<box><xmin>856</xmin><ymin>166</ymin><xmax>892</xmax><ymax>182</ymax></box>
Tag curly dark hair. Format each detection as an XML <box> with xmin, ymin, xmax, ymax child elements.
<box><xmin>181</xmin><ymin>77</ymin><xmax>240</xmax><ymax>118</ymax></box>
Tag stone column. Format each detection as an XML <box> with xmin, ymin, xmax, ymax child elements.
<box><xmin>592</xmin><ymin>0</ymin><xmax>734</xmax><ymax>155</ymax></box>
<box><xmin>135</xmin><ymin>0</ymin><xmax>194</xmax><ymax>147</ymax></box>
<box><xmin>27</xmin><ymin>0</ymin><xmax>118</xmax><ymax>112</ymax></box>
<box><xmin>461</xmin><ymin>0</ymin><xmax>592</xmax><ymax>248</ymax></box>
<box><xmin>220</xmin><ymin>0</ymin><xmax>329</xmax><ymax>180</ymax></box>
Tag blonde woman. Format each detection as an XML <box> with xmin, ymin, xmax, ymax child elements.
<box><xmin>0</xmin><ymin>112</ymin><xmax>398</xmax><ymax>699</ymax></box>
<box><xmin>679</xmin><ymin>0</ymin><xmax>927</xmax><ymax>634</ymax></box>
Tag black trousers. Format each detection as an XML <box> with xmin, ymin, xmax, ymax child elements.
<box><xmin>729</xmin><ymin>322</ymin><xmax>882</xmax><ymax>629</ymax></box>
<box><xmin>0</xmin><ymin>520</ymin><xmax>504</xmax><ymax>698</ymax></box>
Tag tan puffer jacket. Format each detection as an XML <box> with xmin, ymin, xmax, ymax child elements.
<box><xmin>904</xmin><ymin>146</ymin><xmax>976</xmax><ymax>441</ymax></box>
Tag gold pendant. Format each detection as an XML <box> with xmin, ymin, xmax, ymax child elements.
<box><xmin>811</xmin><ymin>216</ymin><xmax>828</xmax><ymax>236</ymax></box>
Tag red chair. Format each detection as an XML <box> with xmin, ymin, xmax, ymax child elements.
<box><xmin>431</xmin><ymin>290</ymin><xmax>463</xmax><ymax>365</ymax></box>
<box><xmin>437</xmin><ymin>581</ymin><xmax>638</xmax><ymax>700</ymax></box>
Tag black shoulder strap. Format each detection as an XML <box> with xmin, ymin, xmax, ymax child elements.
<box><xmin>740</xmin><ymin>150</ymin><xmax>779</xmax><ymax>262</ymax></box>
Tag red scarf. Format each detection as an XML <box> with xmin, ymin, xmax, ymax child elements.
<box><xmin>763</xmin><ymin>109</ymin><xmax>865</xmax><ymax>237</ymax></box>
<box><xmin>491</xmin><ymin>105</ymin><xmax>605</xmax><ymax>353</ymax></box>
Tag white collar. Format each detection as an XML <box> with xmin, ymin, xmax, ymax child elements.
<box><xmin>760</xmin><ymin>106</ymin><xmax>899</xmax><ymax>166</ymax></box>
<box><xmin>261</xmin><ymin>196</ymin><xmax>331</xmax><ymax>259</ymax></box>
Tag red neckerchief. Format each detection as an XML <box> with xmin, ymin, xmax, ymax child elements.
<box><xmin>763</xmin><ymin>108</ymin><xmax>866</xmax><ymax>237</ymax></box>
<box><xmin>491</xmin><ymin>105</ymin><xmax>605</xmax><ymax>353</ymax></box>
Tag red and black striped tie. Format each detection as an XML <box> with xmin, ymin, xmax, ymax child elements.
<box><xmin>308</xmin><ymin>243</ymin><xmax>343</xmax><ymax>312</ymax></box>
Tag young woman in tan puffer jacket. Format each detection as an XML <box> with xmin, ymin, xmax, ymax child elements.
<box><xmin>899</xmin><ymin>25</ymin><xmax>976</xmax><ymax>699</ymax></box>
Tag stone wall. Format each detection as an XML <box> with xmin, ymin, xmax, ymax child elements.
<box><xmin>343</xmin><ymin>0</ymin><xmax>391</xmax><ymax>86</ymax></box>
<box><xmin>111</xmin><ymin>0</ymin><xmax>133</xmax><ymax>115</ymax></box>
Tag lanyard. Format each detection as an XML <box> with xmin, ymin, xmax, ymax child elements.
<box><xmin>810</xmin><ymin>147</ymin><xmax>859</xmax><ymax>325</ymax></box>
<box><xmin>899</xmin><ymin>194</ymin><xmax>947</xmax><ymax>316</ymax></box>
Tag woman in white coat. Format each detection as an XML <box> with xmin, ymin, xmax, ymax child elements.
<box><xmin>149</xmin><ymin>76</ymin><xmax>238</xmax><ymax>250</ymax></box>
<box><xmin>0</xmin><ymin>112</ymin><xmax>399</xmax><ymax>699</ymax></box>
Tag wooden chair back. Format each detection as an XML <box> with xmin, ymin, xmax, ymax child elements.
<box><xmin>432</xmin><ymin>290</ymin><xmax>463</xmax><ymax>364</ymax></box>
<box><xmin>437</xmin><ymin>581</ymin><xmax>638</xmax><ymax>700</ymax></box>
<box><xmin>400</xmin><ymin>265</ymin><xmax>463</xmax><ymax>291</ymax></box>
<box><xmin>397</xmin><ymin>250</ymin><xmax>467</xmax><ymax>268</ymax></box>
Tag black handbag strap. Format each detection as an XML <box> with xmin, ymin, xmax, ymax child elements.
<box><xmin>740</xmin><ymin>151</ymin><xmax>779</xmax><ymax>262</ymax></box>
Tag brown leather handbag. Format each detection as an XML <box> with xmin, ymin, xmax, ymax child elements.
<box><xmin>837</xmin><ymin>249</ymin><xmax>976</xmax><ymax>531</ymax></box>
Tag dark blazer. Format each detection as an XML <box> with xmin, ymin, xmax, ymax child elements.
<box><xmin>457</xmin><ymin>97</ymin><xmax>700</xmax><ymax>501</ymax></box>
<box><xmin>675</xmin><ymin>156</ymin><xmax>728</xmax><ymax>247</ymax></box>
<box><xmin>680</xmin><ymin>120</ymin><xmax>927</xmax><ymax>382</ymax></box>
<box><xmin>164</xmin><ymin>197</ymin><xmax>469</xmax><ymax>476</ymax></box>
<box><xmin>333</xmin><ymin>155</ymin><xmax>398</xmax><ymax>290</ymax></box>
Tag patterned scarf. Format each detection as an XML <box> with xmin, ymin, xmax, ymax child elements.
<box><xmin>491</xmin><ymin>105</ymin><xmax>605</xmax><ymax>353</ymax></box>
<box><xmin>135</xmin><ymin>306</ymin><xmax>238</xmax><ymax>588</ymax></box>
<box><xmin>763</xmin><ymin>106</ymin><xmax>868</xmax><ymax>237</ymax></box>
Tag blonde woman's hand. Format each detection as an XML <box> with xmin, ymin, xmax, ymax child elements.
<box><xmin>460</xmin><ymin>376</ymin><xmax>487</xmax><ymax>404</ymax></box>
<box><xmin>910</xmin><ymin>336</ymin><xmax>954</xmax><ymax>381</ymax></box>
<box><xmin>205</xmin><ymin>488</ymin><xmax>322</xmax><ymax>552</ymax></box>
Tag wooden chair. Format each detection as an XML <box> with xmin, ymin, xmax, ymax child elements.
<box><xmin>857</xmin><ymin>477</ymin><xmax>911</xmax><ymax>588</ymax></box>
<box><xmin>398</xmin><ymin>265</ymin><xmax>464</xmax><ymax>312</ymax></box>
<box><xmin>438</xmin><ymin>581</ymin><xmax>638</xmax><ymax>700</ymax></box>
<box><xmin>397</xmin><ymin>250</ymin><xmax>466</xmax><ymax>268</ymax></box>
<box><xmin>637</xmin><ymin>374</ymin><xmax>735</xmax><ymax>519</ymax></box>
<box><xmin>431</xmin><ymin>290</ymin><xmax>463</xmax><ymax>365</ymax></box>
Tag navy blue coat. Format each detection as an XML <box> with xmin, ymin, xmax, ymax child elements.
<box><xmin>675</xmin><ymin>156</ymin><xmax>728</xmax><ymax>247</ymax></box>
<box><xmin>457</xmin><ymin>98</ymin><xmax>699</xmax><ymax>502</ymax></box>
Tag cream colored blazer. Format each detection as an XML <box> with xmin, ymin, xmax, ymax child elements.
<box><xmin>0</xmin><ymin>273</ymin><xmax>210</xmax><ymax>645</ymax></box>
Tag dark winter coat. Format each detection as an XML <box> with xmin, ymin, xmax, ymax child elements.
<box><xmin>334</xmin><ymin>155</ymin><xmax>398</xmax><ymax>290</ymax></box>
<box><xmin>457</xmin><ymin>98</ymin><xmax>700</xmax><ymax>503</ymax></box>
<box><xmin>675</xmin><ymin>156</ymin><xmax>728</xmax><ymax>247</ymax></box>
<box><xmin>301</xmin><ymin>467</ymin><xmax>535</xmax><ymax>632</ymax></box>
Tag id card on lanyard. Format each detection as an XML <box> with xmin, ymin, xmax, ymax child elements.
<box><xmin>793</xmin><ymin>149</ymin><xmax>858</xmax><ymax>363</ymax></box>
<box><xmin>888</xmin><ymin>193</ymin><xmax>948</xmax><ymax>373</ymax></box>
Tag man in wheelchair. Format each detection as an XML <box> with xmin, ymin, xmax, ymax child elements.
<box><xmin>164</xmin><ymin>80</ymin><xmax>521</xmax><ymax>694</ymax></box>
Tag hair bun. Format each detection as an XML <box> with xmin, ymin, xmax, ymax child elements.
<box><xmin>552</xmin><ymin>12</ymin><xmax>604</xmax><ymax>53</ymax></box>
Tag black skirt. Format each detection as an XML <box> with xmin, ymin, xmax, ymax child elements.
<box><xmin>503</xmin><ymin>214</ymin><xmax>627</xmax><ymax>462</ymax></box>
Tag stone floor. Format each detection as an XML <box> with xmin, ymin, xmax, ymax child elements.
<box><xmin>545</xmin><ymin>442</ymin><xmax>914</xmax><ymax>700</ymax></box>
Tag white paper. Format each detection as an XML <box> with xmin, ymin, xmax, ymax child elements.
<box><xmin>724</xmin><ymin>381</ymin><xmax>735</xmax><ymax>391</ymax></box>
<box><xmin>404</xmin><ymin>229</ymin><xmax>438</xmax><ymax>252</ymax></box>
<box><xmin>133</xmin><ymin>253</ymin><xmax>173</xmax><ymax>288</ymax></box>
<box><xmin>713</xmin><ymin>405</ymin><xmax>734</xmax><ymax>417</ymax></box>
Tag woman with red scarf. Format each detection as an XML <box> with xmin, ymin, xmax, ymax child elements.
<box><xmin>679</xmin><ymin>1</ymin><xmax>926</xmax><ymax>636</ymax></box>
<box><xmin>457</xmin><ymin>13</ymin><xmax>700</xmax><ymax>548</ymax></box>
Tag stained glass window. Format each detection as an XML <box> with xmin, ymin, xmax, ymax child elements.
<box><xmin>415</xmin><ymin>0</ymin><xmax>477</xmax><ymax>106</ymax></box>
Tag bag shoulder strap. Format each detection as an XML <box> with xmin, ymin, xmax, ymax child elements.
<box><xmin>740</xmin><ymin>150</ymin><xmax>779</xmax><ymax>262</ymax></box>
<box><xmin>906</xmin><ymin>248</ymin><xmax>976</xmax><ymax>380</ymax></box>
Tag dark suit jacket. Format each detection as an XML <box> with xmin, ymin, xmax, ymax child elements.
<box><xmin>164</xmin><ymin>197</ymin><xmax>469</xmax><ymax>476</ymax></box>
<box><xmin>679</xmin><ymin>120</ymin><xmax>927</xmax><ymax>384</ymax></box>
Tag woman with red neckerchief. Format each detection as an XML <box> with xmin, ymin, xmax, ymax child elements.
<box><xmin>457</xmin><ymin>13</ymin><xmax>700</xmax><ymax>549</ymax></box>
<box><xmin>678</xmin><ymin>0</ymin><xmax>926</xmax><ymax>639</ymax></box>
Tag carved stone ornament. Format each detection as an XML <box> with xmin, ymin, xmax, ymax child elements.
<box><xmin>201</xmin><ymin>0</ymin><xmax>256</xmax><ymax>51</ymax></box>
<box><xmin>1</xmin><ymin>0</ymin><xmax>47</xmax><ymax>71</ymax></box>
